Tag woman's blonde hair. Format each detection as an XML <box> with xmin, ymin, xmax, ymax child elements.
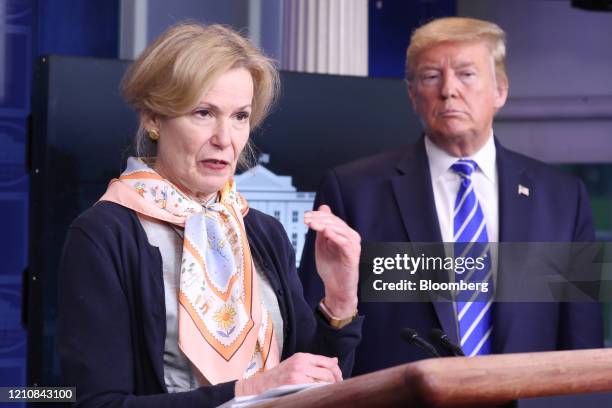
<box><xmin>405</xmin><ymin>17</ymin><xmax>507</xmax><ymax>84</ymax></box>
<box><xmin>121</xmin><ymin>22</ymin><xmax>279</xmax><ymax>167</ymax></box>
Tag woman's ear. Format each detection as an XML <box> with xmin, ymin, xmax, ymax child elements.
<box><xmin>141</xmin><ymin>112</ymin><xmax>161</xmax><ymax>131</ymax></box>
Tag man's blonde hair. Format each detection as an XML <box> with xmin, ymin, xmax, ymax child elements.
<box><xmin>406</xmin><ymin>17</ymin><xmax>507</xmax><ymax>83</ymax></box>
<box><xmin>121</xmin><ymin>22</ymin><xmax>279</xmax><ymax>164</ymax></box>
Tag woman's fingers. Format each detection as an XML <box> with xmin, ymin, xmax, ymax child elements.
<box><xmin>305</xmin><ymin>218</ymin><xmax>360</xmax><ymax>243</ymax></box>
<box><xmin>304</xmin><ymin>209</ymin><xmax>349</xmax><ymax>226</ymax></box>
<box><xmin>308</xmin><ymin>222</ymin><xmax>351</xmax><ymax>241</ymax></box>
<box><xmin>305</xmin><ymin>211</ymin><xmax>360</xmax><ymax>241</ymax></box>
<box><xmin>316</xmin><ymin>357</ymin><xmax>343</xmax><ymax>383</ymax></box>
<box><xmin>301</xmin><ymin>365</ymin><xmax>337</xmax><ymax>383</ymax></box>
<box><xmin>298</xmin><ymin>354</ymin><xmax>342</xmax><ymax>383</ymax></box>
<box><xmin>318</xmin><ymin>204</ymin><xmax>332</xmax><ymax>213</ymax></box>
<box><xmin>236</xmin><ymin>353</ymin><xmax>343</xmax><ymax>395</ymax></box>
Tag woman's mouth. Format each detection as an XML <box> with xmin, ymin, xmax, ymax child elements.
<box><xmin>199</xmin><ymin>159</ymin><xmax>229</xmax><ymax>171</ymax></box>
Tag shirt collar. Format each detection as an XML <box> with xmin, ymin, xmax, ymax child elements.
<box><xmin>424</xmin><ymin>131</ymin><xmax>496</xmax><ymax>182</ymax></box>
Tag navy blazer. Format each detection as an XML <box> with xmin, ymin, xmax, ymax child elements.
<box><xmin>58</xmin><ymin>201</ymin><xmax>363</xmax><ymax>408</ymax></box>
<box><xmin>299</xmin><ymin>138</ymin><xmax>603</xmax><ymax>376</ymax></box>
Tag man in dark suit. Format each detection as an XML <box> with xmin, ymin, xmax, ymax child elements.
<box><xmin>299</xmin><ymin>17</ymin><xmax>603</xmax><ymax>376</ymax></box>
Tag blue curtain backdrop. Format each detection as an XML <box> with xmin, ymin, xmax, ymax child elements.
<box><xmin>0</xmin><ymin>0</ymin><xmax>33</xmax><ymax>396</ymax></box>
<box><xmin>368</xmin><ymin>0</ymin><xmax>456</xmax><ymax>78</ymax></box>
<box><xmin>0</xmin><ymin>0</ymin><xmax>119</xmax><ymax>392</ymax></box>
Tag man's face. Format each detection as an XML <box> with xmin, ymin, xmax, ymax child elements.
<box><xmin>408</xmin><ymin>41</ymin><xmax>508</xmax><ymax>156</ymax></box>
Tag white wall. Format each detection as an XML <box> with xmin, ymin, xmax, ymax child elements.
<box><xmin>458</xmin><ymin>0</ymin><xmax>612</xmax><ymax>163</ymax></box>
<box><xmin>120</xmin><ymin>0</ymin><xmax>367</xmax><ymax>75</ymax></box>
<box><xmin>120</xmin><ymin>0</ymin><xmax>251</xmax><ymax>59</ymax></box>
<box><xmin>146</xmin><ymin>0</ymin><xmax>250</xmax><ymax>44</ymax></box>
<box><xmin>458</xmin><ymin>0</ymin><xmax>612</xmax><ymax>97</ymax></box>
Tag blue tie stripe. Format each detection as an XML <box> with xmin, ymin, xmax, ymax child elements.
<box><xmin>454</xmin><ymin>194</ymin><xmax>487</xmax><ymax>242</ymax></box>
<box><xmin>474</xmin><ymin>332</ymin><xmax>493</xmax><ymax>355</ymax></box>
<box><xmin>458</xmin><ymin>294</ymin><xmax>490</xmax><ymax>323</ymax></box>
<box><xmin>462</xmin><ymin>318</ymin><xmax>493</xmax><ymax>354</ymax></box>
<box><xmin>456</xmin><ymin>242</ymin><xmax>491</xmax><ymax>282</ymax></box>
<box><xmin>451</xmin><ymin>159</ymin><xmax>493</xmax><ymax>357</ymax></box>
<box><xmin>459</xmin><ymin>299</ymin><xmax>492</xmax><ymax>344</ymax></box>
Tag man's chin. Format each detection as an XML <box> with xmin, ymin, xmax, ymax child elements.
<box><xmin>429</xmin><ymin>125</ymin><xmax>474</xmax><ymax>142</ymax></box>
<box><xmin>427</xmin><ymin>129</ymin><xmax>487</xmax><ymax>156</ymax></box>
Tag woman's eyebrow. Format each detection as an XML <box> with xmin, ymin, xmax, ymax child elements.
<box><xmin>196</xmin><ymin>102</ymin><xmax>252</xmax><ymax>111</ymax></box>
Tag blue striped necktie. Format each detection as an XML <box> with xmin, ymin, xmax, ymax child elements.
<box><xmin>451</xmin><ymin>159</ymin><xmax>493</xmax><ymax>356</ymax></box>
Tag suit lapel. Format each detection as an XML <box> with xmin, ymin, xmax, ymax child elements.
<box><xmin>493</xmin><ymin>140</ymin><xmax>534</xmax><ymax>353</ymax></box>
<box><xmin>390</xmin><ymin>139</ymin><xmax>442</xmax><ymax>243</ymax></box>
<box><xmin>497</xmin><ymin>141</ymin><xmax>534</xmax><ymax>244</ymax></box>
<box><xmin>390</xmin><ymin>138</ymin><xmax>459</xmax><ymax>346</ymax></box>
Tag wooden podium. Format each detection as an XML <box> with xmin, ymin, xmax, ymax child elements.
<box><xmin>255</xmin><ymin>349</ymin><xmax>612</xmax><ymax>407</ymax></box>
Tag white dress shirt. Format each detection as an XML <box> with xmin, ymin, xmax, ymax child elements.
<box><xmin>424</xmin><ymin>133</ymin><xmax>499</xmax><ymax>244</ymax></box>
<box><xmin>424</xmin><ymin>133</ymin><xmax>499</xmax><ymax>342</ymax></box>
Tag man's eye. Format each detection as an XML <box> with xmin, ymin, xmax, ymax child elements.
<box><xmin>421</xmin><ymin>73</ymin><xmax>440</xmax><ymax>83</ymax></box>
<box><xmin>460</xmin><ymin>72</ymin><xmax>475</xmax><ymax>78</ymax></box>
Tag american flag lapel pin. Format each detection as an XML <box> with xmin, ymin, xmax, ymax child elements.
<box><xmin>518</xmin><ymin>184</ymin><xmax>530</xmax><ymax>197</ymax></box>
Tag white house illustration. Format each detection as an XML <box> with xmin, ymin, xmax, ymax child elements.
<box><xmin>235</xmin><ymin>164</ymin><xmax>315</xmax><ymax>266</ymax></box>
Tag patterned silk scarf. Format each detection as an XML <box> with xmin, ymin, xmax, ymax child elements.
<box><xmin>100</xmin><ymin>157</ymin><xmax>280</xmax><ymax>384</ymax></box>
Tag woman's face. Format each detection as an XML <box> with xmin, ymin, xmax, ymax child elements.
<box><xmin>150</xmin><ymin>67</ymin><xmax>254</xmax><ymax>202</ymax></box>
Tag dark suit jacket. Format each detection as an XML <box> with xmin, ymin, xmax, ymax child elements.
<box><xmin>300</xmin><ymin>138</ymin><xmax>603</xmax><ymax>376</ymax></box>
<box><xmin>58</xmin><ymin>201</ymin><xmax>363</xmax><ymax>408</ymax></box>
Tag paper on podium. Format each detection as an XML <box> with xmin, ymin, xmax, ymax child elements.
<box><xmin>216</xmin><ymin>382</ymin><xmax>330</xmax><ymax>408</ymax></box>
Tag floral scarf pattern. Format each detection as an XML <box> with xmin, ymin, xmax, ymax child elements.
<box><xmin>100</xmin><ymin>157</ymin><xmax>279</xmax><ymax>384</ymax></box>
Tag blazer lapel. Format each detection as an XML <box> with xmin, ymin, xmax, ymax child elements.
<box><xmin>497</xmin><ymin>141</ymin><xmax>534</xmax><ymax>244</ymax></box>
<box><xmin>390</xmin><ymin>138</ymin><xmax>459</xmax><ymax>346</ymax></box>
<box><xmin>493</xmin><ymin>140</ymin><xmax>534</xmax><ymax>353</ymax></box>
<box><xmin>390</xmin><ymin>139</ymin><xmax>442</xmax><ymax>243</ymax></box>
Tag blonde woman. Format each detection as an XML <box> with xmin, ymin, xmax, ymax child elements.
<box><xmin>58</xmin><ymin>23</ymin><xmax>362</xmax><ymax>407</ymax></box>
